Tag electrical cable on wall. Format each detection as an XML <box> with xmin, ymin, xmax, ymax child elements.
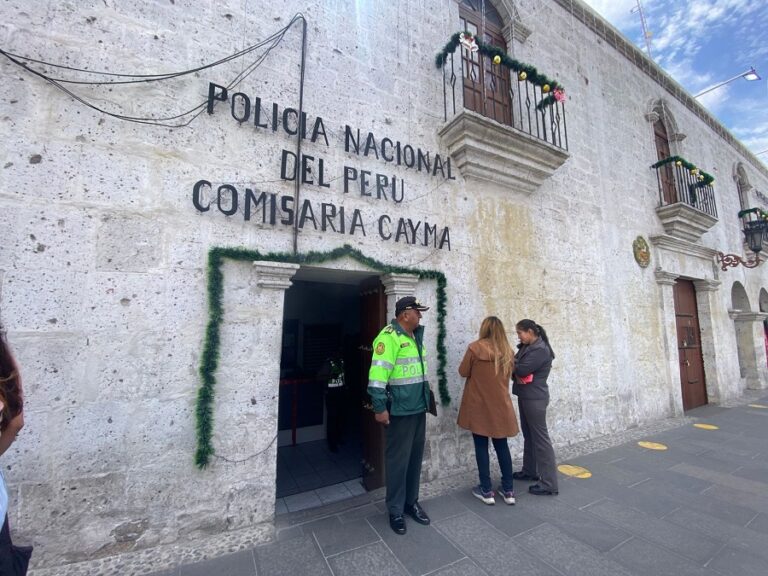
<box><xmin>0</xmin><ymin>13</ymin><xmax>306</xmax><ymax>128</ymax></box>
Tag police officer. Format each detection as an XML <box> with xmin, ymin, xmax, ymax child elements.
<box><xmin>318</xmin><ymin>353</ymin><xmax>346</xmax><ymax>452</ymax></box>
<box><xmin>368</xmin><ymin>296</ymin><xmax>432</xmax><ymax>535</ymax></box>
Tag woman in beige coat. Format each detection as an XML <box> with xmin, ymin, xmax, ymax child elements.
<box><xmin>458</xmin><ymin>316</ymin><xmax>519</xmax><ymax>505</ymax></box>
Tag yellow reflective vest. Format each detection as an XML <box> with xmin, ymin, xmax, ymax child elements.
<box><xmin>367</xmin><ymin>320</ymin><xmax>429</xmax><ymax>415</ymax></box>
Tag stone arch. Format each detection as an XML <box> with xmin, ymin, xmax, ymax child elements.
<box><xmin>729</xmin><ymin>281</ymin><xmax>766</xmax><ymax>388</ymax></box>
<box><xmin>734</xmin><ymin>163</ymin><xmax>752</xmax><ymax>211</ymax></box>
<box><xmin>645</xmin><ymin>98</ymin><xmax>686</xmax><ymax>155</ymax></box>
<box><xmin>760</xmin><ymin>287</ymin><xmax>768</xmax><ymax>312</ymax></box>
<box><xmin>731</xmin><ymin>281</ymin><xmax>751</xmax><ymax>311</ymax></box>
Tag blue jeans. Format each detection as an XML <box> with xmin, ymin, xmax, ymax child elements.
<box><xmin>472</xmin><ymin>434</ymin><xmax>514</xmax><ymax>492</ymax></box>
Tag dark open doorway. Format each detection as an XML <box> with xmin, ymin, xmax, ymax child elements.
<box><xmin>276</xmin><ymin>268</ymin><xmax>385</xmax><ymax>513</ymax></box>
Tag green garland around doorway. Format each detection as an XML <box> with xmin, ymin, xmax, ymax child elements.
<box><xmin>195</xmin><ymin>244</ymin><xmax>450</xmax><ymax>469</ymax></box>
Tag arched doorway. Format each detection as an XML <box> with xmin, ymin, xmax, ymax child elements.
<box><xmin>759</xmin><ymin>288</ymin><xmax>768</xmax><ymax>369</ymax></box>
<box><xmin>731</xmin><ymin>282</ymin><xmax>752</xmax><ymax>385</ymax></box>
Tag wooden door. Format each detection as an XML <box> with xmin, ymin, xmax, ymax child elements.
<box><xmin>654</xmin><ymin>120</ymin><xmax>677</xmax><ymax>204</ymax></box>
<box><xmin>674</xmin><ymin>280</ymin><xmax>708</xmax><ymax>410</ymax></box>
<box><xmin>459</xmin><ymin>0</ymin><xmax>511</xmax><ymax>125</ymax></box>
<box><xmin>359</xmin><ymin>277</ymin><xmax>387</xmax><ymax>490</ymax></box>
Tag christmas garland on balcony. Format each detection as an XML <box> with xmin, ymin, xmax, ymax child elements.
<box><xmin>650</xmin><ymin>156</ymin><xmax>714</xmax><ymax>188</ymax></box>
<box><xmin>435</xmin><ymin>31</ymin><xmax>565</xmax><ymax>111</ymax></box>
<box><xmin>738</xmin><ymin>207</ymin><xmax>768</xmax><ymax>220</ymax></box>
<box><xmin>195</xmin><ymin>244</ymin><xmax>450</xmax><ymax>469</ymax></box>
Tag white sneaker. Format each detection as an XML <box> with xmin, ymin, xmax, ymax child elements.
<box><xmin>472</xmin><ymin>485</ymin><xmax>495</xmax><ymax>505</ymax></box>
<box><xmin>497</xmin><ymin>487</ymin><xmax>516</xmax><ymax>505</ymax></box>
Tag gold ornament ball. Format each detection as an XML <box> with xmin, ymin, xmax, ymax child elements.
<box><xmin>542</xmin><ymin>84</ymin><xmax>550</xmax><ymax>93</ymax></box>
<box><xmin>519</xmin><ymin>71</ymin><xmax>527</xmax><ymax>80</ymax></box>
<box><xmin>493</xmin><ymin>55</ymin><xmax>501</xmax><ymax>65</ymax></box>
<box><xmin>675</xmin><ymin>160</ymin><xmax>682</xmax><ymax>166</ymax></box>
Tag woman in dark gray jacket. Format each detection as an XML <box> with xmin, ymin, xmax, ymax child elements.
<box><xmin>512</xmin><ymin>319</ymin><xmax>558</xmax><ymax>495</ymax></box>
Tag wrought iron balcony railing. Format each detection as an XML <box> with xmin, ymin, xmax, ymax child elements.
<box><xmin>651</xmin><ymin>157</ymin><xmax>717</xmax><ymax>219</ymax></box>
<box><xmin>439</xmin><ymin>50</ymin><xmax>568</xmax><ymax>152</ymax></box>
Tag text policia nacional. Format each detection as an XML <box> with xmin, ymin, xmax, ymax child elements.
<box><xmin>192</xmin><ymin>83</ymin><xmax>454</xmax><ymax>250</ymax></box>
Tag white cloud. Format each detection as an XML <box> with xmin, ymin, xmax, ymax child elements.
<box><xmin>579</xmin><ymin>0</ymin><xmax>637</xmax><ymax>30</ymax></box>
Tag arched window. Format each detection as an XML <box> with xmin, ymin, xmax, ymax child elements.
<box><xmin>459</xmin><ymin>0</ymin><xmax>511</xmax><ymax>125</ymax></box>
<box><xmin>735</xmin><ymin>164</ymin><xmax>751</xmax><ymax>212</ymax></box>
<box><xmin>653</xmin><ymin>118</ymin><xmax>676</xmax><ymax>204</ymax></box>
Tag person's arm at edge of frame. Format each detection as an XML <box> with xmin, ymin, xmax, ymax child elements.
<box><xmin>0</xmin><ymin>347</ymin><xmax>25</xmax><ymax>457</ymax></box>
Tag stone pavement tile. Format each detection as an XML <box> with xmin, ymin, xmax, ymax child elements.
<box><xmin>573</xmin><ymin>460</ymin><xmax>652</xmax><ymax>487</ymax></box>
<box><xmin>663</xmin><ymin>507</ymin><xmax>768</xmax><ymax>561</ymax></box>
<box><xmin>633</xmin><ymin>478</ymin><xmax>757</xmax><ymax>527</ymax></box>
<box><xmin>669</xmin><ymin>462</ymin><xmax>768</xmax><ymax>496</ymax></box>
<box><xmin>343</xmin><ymin>478</ymin><xmax>366</xmax><ymax>496</ymax></box>
<box><xmin>571</xmin><ymin>444</ymin><xmax>646</xmax><ymax>465</ymax></box>
<box><xmin>276</xmin><ymin>524</ymin><xmax>304</xmax><ymax>541</ymax></box>
<box><xmin>366</xmin><ymin>511</ymin><xmax>464</xmax><ymax>575</ymax></box>
<box><xmin>657</xmin><ymin>438</ymin><xmax>715</xmax><ymax>456</ymax></box>
<box><xmin>179</xmin><ymin>550</ymin><xmax>256</xmax><ymax>576</ymax></box>
<box><xmin>254</xmin><ymin>534</ymin><xmax>331</xmax><ymax>576</ymax></box>
<box><xmin>584</xmin><ymin>498</ymin><xmax>723</xmax><ymax>564</ymax></box>
<box><xmin>746</xmin><ymin>512</ymin><xmax>768</xmax><ymax>535</ymax></box>
<box><xmin>275</xmin><ymin>498</ymin><xmax>288</xmax><ymax>515</ymax></box>
<box><xmin>693</xmin><ymin>447</ymin><xmax>768</xmax><ymax>470</ymax></box>
<box><xmin>731</xmin><ymin>464</ymin><xmax>768</xmax><ymax>484</ymax></box>
<box><xmin>631</xmin><ymin>467</ymin><xmax>712</xmax><ymax>494</ymax></box>
<box><xmin>304</xmin><ymin>516</ymin><xmax>379</xmax><ymax>557</ymax></box>
<box><xmin>621</xmin><ymin>448</ymin><xmax>740</xmax><ymax>475</ymax></box>
<box><xmin>550</xmin><ymin>479</ymin><xmax>604</xmax><ymax>509</ymax></box>
<box><xmin>430</xmin><ymin>558</ymin><xmax>487</xmax><ymax>576</ymax></box>
<box><xmin>607</xmin><ymin>537</ymin><xmax>722</xmax><ymax>576</ymax></box>
<box><xmin>451</xmin><ymin>486</ymin><xmax>546</xmax><ymax>537</ymax></box>
<box><xmin>326</xmin><ymin>541</ymin><xmax>408</xmax><ymax>576</ymax></box>
<box><xmin>514</xmin><ymin>523</ymin><xmax>634</xmax><ymax>576</ymax></box>
<box><xmin>706</xmin><ymin>484</ymin><xmax>768</xmax><ymax>514</ymax></box>
<box><xmin>284</xmin><ymin>490</ymin><xmax>323</xmax><ymax>512</ymax></box>
<box><xmin>563</xmin><ymin>475</ymin><xmax>680</xmax><ymax>519</ymax></box>
<box><xmin>706</xmin><ymin>546</ymin><xmax>767</xmax><ymax>576</ymax></box>
<box><xmin>315</xmin><ymin>482</ymin><xmax>353</xmax><ymax>505</ymax></box>
<box><xmin>338</xmin><ymin>503</ymin><xmax>381</xmax><ymax>523</ymax></box>
<box><xmin>435</xmin><ymin>512</ymin><xmax>561</xmax><ymax>576</ymax></box>
<box><xmin>509</xmin><ymin>492</ymin><xmax>631</xmax><ymax>552</ymax></box>
<box><xmin>420</xmin><ymin>493</ymin><xmax>470</xmax><ymax>523</ymax></box>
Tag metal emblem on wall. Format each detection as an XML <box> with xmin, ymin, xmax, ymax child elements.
<box><xmin>633</xmin><ymin>236</ymin><xmax>651</xmax><ymax>268</ymax></box>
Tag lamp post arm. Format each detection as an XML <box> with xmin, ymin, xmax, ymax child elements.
<box><xmin>694</xmin><ymin>69</ymin><xmax>756</xmax><ymax>98</ymax></box>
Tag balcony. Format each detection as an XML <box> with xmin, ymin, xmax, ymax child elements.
<box><xmin>651</xmin><ymin>156</ymin><xmax>718</xmax><ymax>243</ymax></box>
<box><xmin>436</xmin><ymin>33</ymin><xmax>569</xmax><ymax>193</ymax></box>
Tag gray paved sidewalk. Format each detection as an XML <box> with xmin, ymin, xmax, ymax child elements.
<box><xmin>151</xmin><ymin>394</ymin><xmax>768</xmax><ymax>576</ymax></box>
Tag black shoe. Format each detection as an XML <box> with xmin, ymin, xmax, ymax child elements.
<box><xmin>512</xmin><ymin>471</ymin><xmax>539</xmax><ymax>481</ymax></box>
<box><xmin>389</xmin><ymin>514</ymin><xmax>407</xmax><ymax>535</ymax></box>
<box><xmin>405</xmin><ymin>502</ymin><xmax>431</xmax><ymax>525</ymax></box>
<box><xmin>528</xmin><ymin>484</ymin><xmax>558</xmax><ymax>496</ymax></box>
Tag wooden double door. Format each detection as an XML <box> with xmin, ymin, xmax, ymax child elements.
<box><xmin>673</xmin><ymin>279</ymin><xmax>708</xmax><ymax>410</ymax></box>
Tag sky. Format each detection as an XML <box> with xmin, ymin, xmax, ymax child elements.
<box><xmin>581</xmin><ymin>0</ymin><xmax>768</xmax><ymax>162</ymax></box>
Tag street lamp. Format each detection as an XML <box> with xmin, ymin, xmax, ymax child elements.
<box><xmin>694</xmin><ymin>67</ymin><xmax>761</xmax><ymax>98</ymax></box>
<box><xmin>717</xmin><ymin>217</ymin><xmax>768</xmax><ymax>270</ymax></box>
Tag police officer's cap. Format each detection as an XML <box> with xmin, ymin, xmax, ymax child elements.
<box><xmin>395</xmin><ymin>296</ymin><xmax>430</xmax><ymax>316</ymax></box>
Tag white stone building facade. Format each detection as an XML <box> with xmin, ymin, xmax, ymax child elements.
<box><xmin>0</xmin><ymin>0</ymin><xmax>767</xmax><ymax>572</ymax></box>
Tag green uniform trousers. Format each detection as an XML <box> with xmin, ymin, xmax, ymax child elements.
<box><xmin>385</xmin><ymin>412</ymin><xmax>426</xmax><ymax>515</ymax></box>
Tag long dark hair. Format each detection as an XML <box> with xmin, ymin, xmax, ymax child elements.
<box><xmin>516</xmin><ymin>319</ymin><xmax>555</xmax><ymax>359</ymax></box>
<box><xmin>0</xmin><ymin>327</ymin><xmax>23</xmax><ymax>430</ymax></box>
